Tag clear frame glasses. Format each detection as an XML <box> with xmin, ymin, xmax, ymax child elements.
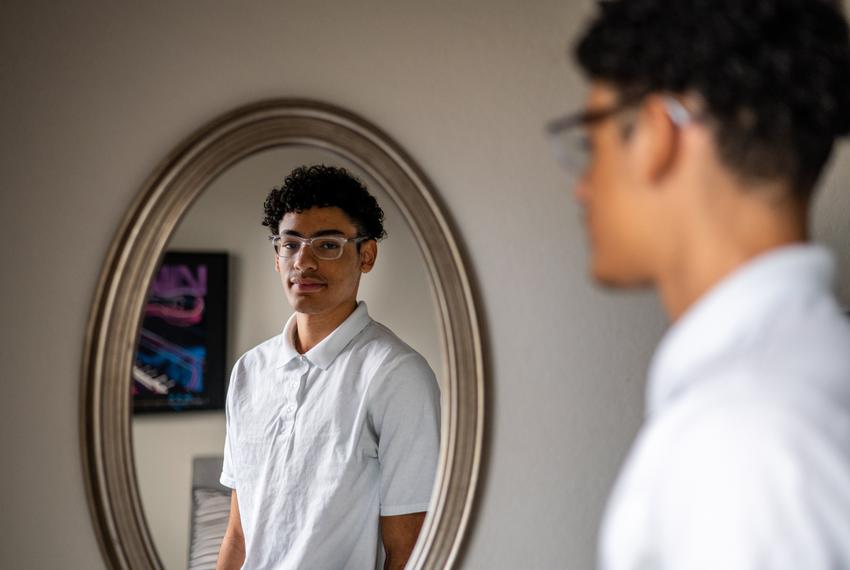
<box><xmin>545</xmin><ymin>95</ymin><xmax>694</xmax><ymax>181</ymax></box>
<box><xmin>270</xmin><ymin>234</ymin><xmax>368</xmax><ymax>261</ymax></box>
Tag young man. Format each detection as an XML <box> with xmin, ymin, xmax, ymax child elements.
<box><xmin>216</xmin><ymin>165</ymin><xmax>440</xmax><ymax>570</ymax></box>
<box><xmin>549</xmin><ymin>1</ymin><xmax>850</xmax><ymax>568</ymax></box>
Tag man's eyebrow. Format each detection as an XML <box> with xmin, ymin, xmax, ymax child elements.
<box><xmin>281</xmin><ymin>228</ymin><xmax>347</xmax><ymax>237</ymax></box>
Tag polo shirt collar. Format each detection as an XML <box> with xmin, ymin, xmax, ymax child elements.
<box><xmin>646</xmin><ymin>244</ymin><xmax>835</xmax><ymax>417</ymax></box>
<box><xmin>276</xmin><ymin>301</ymin><xmax>372</xmax><ymax>371</ymax></box>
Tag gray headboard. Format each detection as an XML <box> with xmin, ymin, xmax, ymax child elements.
<box><xmin>192</xmin><ymin>455</ymin><xmax>229</xmax><ymax>493</ymax></box>
<box><xmin>188</xmin><ymin>455</ymin><xmax>230</xmax><ymax>570</ymax></box>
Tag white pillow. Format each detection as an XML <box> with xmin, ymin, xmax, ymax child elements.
<box><xmin>188</xmin><ymin>488</ymin><xmax>231</xmax><ymax>570</ymax></box>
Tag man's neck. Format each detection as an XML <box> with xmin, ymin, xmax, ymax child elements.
<box><xmin>656</xmin><ymin>183</ymin><xmax>808</xmax><ymax>321</ymax></box>
<box><xmin>293</xmin><ymin>300</ymin><xmax>359</xmax><ymax>354</ymax></box>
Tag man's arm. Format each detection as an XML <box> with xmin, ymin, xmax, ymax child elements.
<box><xmin>371</xmin><ymin>354</ymin><xmax>439</xmax><ymax>569</ymax></box>
<box><xmin>216</xmin><ymin>490</ymin><xmax>245</xmax><ymax>570</ymax></box>
<box><xmin>381</xmin><ymin>512</ymin><xmax>426</xmax><ymax>570</ymax></box>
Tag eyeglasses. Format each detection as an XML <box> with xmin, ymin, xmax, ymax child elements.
<box><xmin>545</xmin><ymin>95</ymin><xmax>694</xmax><ymax>180</ymax></box>
<box><xmin>269</xmin><ymin>234</ymin><xmax>368</xmax><ymax>261</ymax></box>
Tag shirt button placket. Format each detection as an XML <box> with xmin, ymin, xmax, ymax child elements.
<box><xmin>285</xmin><ymin>356</ymin><xmax>309</xmax><ymax>428</ymax></box>
<box><xmin>278</xmin><ymin>361</ymin><xmax>299</xmax><ymax>435</ymax></box>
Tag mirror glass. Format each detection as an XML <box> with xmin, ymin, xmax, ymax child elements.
<box><xmin>131</xmin><ymin>146</ymin><xmax>446</xmax><ymax>568</ymax></box>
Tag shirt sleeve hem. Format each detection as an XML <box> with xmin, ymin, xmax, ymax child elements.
<box><xmin>380</xmin><ymin>502</ymin><xmax>430</xmax><ymax>516</ymax></box>
<box><xmin>220</xmin><ymin>473</ymin><xmax>236</xmax><ymax>489</ymax></box>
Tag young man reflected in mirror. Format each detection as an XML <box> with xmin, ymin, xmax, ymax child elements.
<box><xmin>216</xmin><ymin>165</ymin><xmax>440</xmax><ymax>570</ymax></box>
<box><xmin>552</xmin><ymin>0</ymin><xmax>850</xmax><ymax>568</ymax></box>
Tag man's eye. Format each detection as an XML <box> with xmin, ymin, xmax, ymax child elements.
<box><xmin>317</xmin><ymin>240</ymin><xmax>341</xmax><ymax>250</ymax></box>
<box><xmin>281</xmin><ymin>241</ymin><xmax>301</xmax><ymax>250</ymax></box>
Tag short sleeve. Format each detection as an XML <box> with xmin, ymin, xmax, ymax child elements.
<box><xmin>219</xmin><ymin>365</ymin><xmax>238</xmax><ymax>489</ymax></box>
<box><xmin>219</xmin><ymin>432</ymin><xmax>236</xmax><ymax>489</ymax></box>
<box><xmin>369</xmin><ymin>353</ymin><xmax>441</xmax><ymax>516</ymax></box>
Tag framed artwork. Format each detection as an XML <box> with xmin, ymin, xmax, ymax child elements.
<box><xmin>132</xmin><ymin>251</ymin><xmax>228</xmax><ymax>413</ymax></box>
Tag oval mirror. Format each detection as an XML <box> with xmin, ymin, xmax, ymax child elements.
<box><xmin>81</xmin><ymin>100</ymin><xmax>484</xmax><ymax>569</ymax></box>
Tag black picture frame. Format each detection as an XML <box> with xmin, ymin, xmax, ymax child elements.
<box><xmin>132</xmin><ymin>251</ymin><xmax>228</xmax><ymax>413</ymax></box>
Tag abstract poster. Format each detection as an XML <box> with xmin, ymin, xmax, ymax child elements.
<box><xmin>132</xmin><ymin>251</ymin><xmax>228</xmax><ymax>413</ymax></box>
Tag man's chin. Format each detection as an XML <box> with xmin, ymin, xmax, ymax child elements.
<box><xmin>287</xmin><ymin>295</ymin><xmax>325</xmax><ymax>315</ymax></box>
<box><xmin>590</xmin><ymin>260</ymin><xmax>651</xmax><ymax>290</ymax></box>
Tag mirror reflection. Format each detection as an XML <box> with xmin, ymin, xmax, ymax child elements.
<box><xmin>132</xmin><ymin>146</ymin><xmax>446</xmax><ymax>569</ymax></box>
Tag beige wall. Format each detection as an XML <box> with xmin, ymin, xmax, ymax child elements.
<box><xmin>1</xmin><ymin>1</ymin><xmax>848</xmax><ymax>568</ymax></box>
<box><xmin>132</xmin><ymin>146</ymin><xmax>445</xmax><ymax>569</ymax></box>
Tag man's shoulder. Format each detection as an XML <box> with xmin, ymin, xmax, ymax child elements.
<box><xmin>616</xmin><ymin>363</ymin><xmax>850</xmax><ymax>570</ymax></box>
<box><xmin>357</xmin><ymin>319</ymin><xmax>425</xmax><ymax>362</ymax></box>
<box><xmin>353</xmin><ymin>320</ymin><xmax>437</xmax><ymax>392</ymax></box>
<box><xmin>652</xmin><ymin>365</ymin><xmax>850</xmax><ymax>484</ymax></box>
<box><xmin>681</xmin><ymin>298</ymin><xmax>850</xmax><ymax>425</ymax></box>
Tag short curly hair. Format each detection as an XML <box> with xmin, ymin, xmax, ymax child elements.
<box><xmin>574</xmin><ymin>0</ymin><xmax>850</xmax><ymax>196</ymax></box>
<box><xmin>262</xmin><ymin>164</ymin><xmax>386</xmax><ymax>241</ymax></box>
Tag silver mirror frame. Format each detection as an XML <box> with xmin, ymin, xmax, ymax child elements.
<box><xmin>80</xmin><ymin>100</ymin><xmax>485</xmax><ymax>569</ymax></box>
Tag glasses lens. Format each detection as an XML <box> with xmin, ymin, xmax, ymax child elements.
<box><xmin>274</xmin><ymin>236</ymin><xmax>350</xmax><ymax>260</ymax></box>
<box><xmin>546</xmin><ymin>123</ymin><xmax>591</xmax><ymax>183</ymax></box>
<box><xmin>311</xmin><ymin>237</ymin><xmax>345</xmax><ymax>260</ymax></box>
<box><xmin>275</xmin><ymin>237</ymin><xmax>303</xmax><ymax>258</ymax></box>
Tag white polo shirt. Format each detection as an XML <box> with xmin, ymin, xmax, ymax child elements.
<box><xmin>600</xmin><ymin>245</ymin><xmax>850</xmax><ymax>570</ymax></box>
<box><xmin>220</xmin><ymin>301</ymin><xmax>440</xmax><ymax>570</ymax></box>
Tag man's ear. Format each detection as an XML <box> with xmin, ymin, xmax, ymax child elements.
<box><xmin>636</xmin><ymin>95</ymin><xmax>680</xmax><ymax>185</ymax></box>
<box><xmin>274</xmin><ymin>253</ymin><xmax>282</xmax><ymax>274</ymax></box>
<box><xmin>359</xmin><ymin>240</ymin><xmax>377</xmax><ymax>273</ymax></box>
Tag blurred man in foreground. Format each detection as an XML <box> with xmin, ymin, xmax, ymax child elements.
<box><xmin>549</xmin><ymin>0</ymin><xmax>850</xmax><ymax>567</ymax></box>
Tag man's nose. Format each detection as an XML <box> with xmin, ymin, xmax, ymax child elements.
<box><xmin>292</xmin><ymin>244</ymin><xmax>319</xmax><ymax>270</ymax></box>
<box><xmin>573</xmin><ymin>174</ymin><xmax>590</xmax><ymax>206</ymax></box>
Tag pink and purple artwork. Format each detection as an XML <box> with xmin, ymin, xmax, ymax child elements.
<box><xmin>132</xmin><ymin>251</ymin><xmax>228</xmax><ymax>413</ymax></box>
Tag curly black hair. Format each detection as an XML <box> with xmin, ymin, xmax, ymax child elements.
<box><xmin>575</xmin><ymin>0</ymin><xmax>850</xmax><ymax>196</ymax></box>
<box><xmin>262</xmin><ymin>164</ymin><xmax>386</xmax><ymax>241</ymax></box>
